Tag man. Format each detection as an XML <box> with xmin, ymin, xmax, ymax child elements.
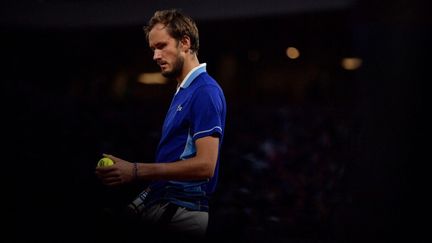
<box><xmin>95</xmin><ymin>9</ymin><xmax>226</xmax><ymax>239</ymax></box>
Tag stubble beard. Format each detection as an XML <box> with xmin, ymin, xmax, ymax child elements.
<box><xmin>161</xmin><ymin>54</ymin><xmax>184</xmax><ymax>80</ymax></box>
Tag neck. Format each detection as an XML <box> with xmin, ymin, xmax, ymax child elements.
<box><xmin>177</xmin><ymin>54</ymin><xmax>200</xmax><ymax>85</ymax></box>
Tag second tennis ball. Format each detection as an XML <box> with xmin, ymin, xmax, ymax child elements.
<box><xmin>97</xmin><ymin>157</ymin><xmax>114</xmax><ymax>167</ymax></box>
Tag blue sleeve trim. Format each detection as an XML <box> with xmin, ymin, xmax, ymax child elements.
<box><xmin>192</xmin><ymin>126</ymin><xmax>222</xmax><ymax>140</ymax></box>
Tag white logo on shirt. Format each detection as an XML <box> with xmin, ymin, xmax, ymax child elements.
<box><xmin>176</xmin><ymin>105</ymin><xmax>183</xmax><ymax>112</ymax></box>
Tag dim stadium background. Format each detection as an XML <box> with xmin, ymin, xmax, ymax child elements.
<box><xmin>2</xmin><ymin>0</ymin><xmax>425</xmax><ymax>242</ymax></box>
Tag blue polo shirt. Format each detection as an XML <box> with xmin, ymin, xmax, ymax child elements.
<box><xmin>148</xmin><ymin>63</ymin><xmax>226</xmax><ymax>211</ymax></box>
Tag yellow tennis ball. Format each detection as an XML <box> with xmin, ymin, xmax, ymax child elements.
<box><xmin>97</xmin><ymin>157</ymin><xmax>114</xmax><ymax>167</ymax></box>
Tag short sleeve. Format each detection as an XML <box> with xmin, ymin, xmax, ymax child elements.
<box><xmin>190</xmin><ymin>85</ymin><xmax>224</xmax><ymax>141</ymax></box>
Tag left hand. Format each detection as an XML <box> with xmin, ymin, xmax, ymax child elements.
<box><xmin>95</xmin><ymin>153</ymin><xmax>135</xmax><ymax>186</ymax></box>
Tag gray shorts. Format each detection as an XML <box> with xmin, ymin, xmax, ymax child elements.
<box><xmin>140</xmin><ymin>202</ymin><xmax>208</xmax><ymax>238</ymax></box>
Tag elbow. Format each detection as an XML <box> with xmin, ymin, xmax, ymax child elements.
<box><xmin>204</xmin><ymin>167</ymin><xmax>215</xmax><ymax>179</ymax></box>
<box><xmin>198</xmin><ymin>160</ymin><xmax>216</xmax><ymax>179</ymax></box>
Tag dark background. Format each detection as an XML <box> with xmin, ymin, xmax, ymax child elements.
<box><xmin>3</xmin><ymin>0</ymin><xmax>425</xmax><ymax>242</ymax></box>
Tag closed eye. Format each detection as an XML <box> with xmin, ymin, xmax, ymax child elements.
<box><xmin>153</xmin><ymin>42</ymin><xmax>167</xmax><ymax>51</ymax></box>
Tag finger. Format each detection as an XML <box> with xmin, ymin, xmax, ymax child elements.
<box><xmin>95</xmin><ymin>165</ymin><xmax>117</xmax><ymax>173</ymax></box>
<box><xmin>102</xmin><ymin>153</ymin><xmax>119</xmax><ymax>162</ymax></box>
<box><xmin>95</xmin><ymin>170</ymin><xmax>110</xmax><ymax>180</ymax></box>
<box><xmin>95</xmin><ymin>170</ymin><xmax>113</xmax><ymax>178</ymax></box>
<box><xmin>102</xmin><ymin>176</ymin><xmax>124</xmax><ymax>186</ymax></box>
<box><xmin>96</xmin><ymin>168</ymin><xmax>118</xmax><ymax>177</ymax></box>
<box><xmin>102</xmin><ymin>176</ymin><xmax>119</xmax><ymax>184</ymax></box>
<box><xmin>97</xmin><ymin>172</ymin><xmax>120</xmax><ymax>183</ymax></box>
<box><xmin>105</xmin><ymin>181</ymin><xmax>120</xmax><ymax>187</ymax></box>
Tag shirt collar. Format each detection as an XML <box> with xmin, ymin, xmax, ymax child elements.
<box><xmin>176</xmin><ymin>63</ymin><xmax>207</xmax><ymax>94</ymax></box>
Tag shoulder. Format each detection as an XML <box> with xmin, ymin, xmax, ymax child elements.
<box><xmin>193</xmin><ymin>72</ymin><xmax>223</xmax><ymax>93</ymax></box>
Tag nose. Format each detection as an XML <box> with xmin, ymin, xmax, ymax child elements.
<box><xmin>153</xmin><ymin>50</ymin><xmax>161</xmax><ymax>61</ymax></box>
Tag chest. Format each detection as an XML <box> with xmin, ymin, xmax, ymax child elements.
<box><xmin>163</xmin><ymin>92</ymin><xmax>193</xmax><ymax>132</ymax></box>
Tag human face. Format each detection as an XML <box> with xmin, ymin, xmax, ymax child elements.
<box><xmin>148</xmin><ymin>23</ymin><xmax>184</xmax><ymax>79</ymax></box>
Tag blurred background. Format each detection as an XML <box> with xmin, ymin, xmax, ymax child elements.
<box><xmin>3</xmin><ymin>0</ymin><xmax>425</xmax><ymax>242</ymax></box>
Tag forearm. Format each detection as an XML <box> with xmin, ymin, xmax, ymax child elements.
<box><xmin>135</xmin><ymin>136</ymin><xmax>219</xmax><ymax>181</ymax></box>
<box><xmin>136</xmin><ymin>156</ymin><xmax>215</xmax><ymax>181</ymax></box>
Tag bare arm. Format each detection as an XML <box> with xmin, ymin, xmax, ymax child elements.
<box><xmin>95</xmin><ymin>136</ymin><xmax>219</xmax><ymax>186</ymax></box>
<box><xmin>138</xmin><ymin>135</ymin><xmax>219</xmax><ymax>180</ymax></box>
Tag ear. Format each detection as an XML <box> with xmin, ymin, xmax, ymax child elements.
<box><xmin>180</xmin><ymin>35</ymin><xmax>191</xmax><ymax>52</ymax></box>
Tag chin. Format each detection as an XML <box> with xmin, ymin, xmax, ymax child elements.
<box><xmin>161</xmin><ymin>70</ymin><xmax>170</xmax><ymax>76</ymax></box>
<box><xmin>161</xmin><ymin>71</ymin><xmax>175</xmax><ymax>79</ymax></box>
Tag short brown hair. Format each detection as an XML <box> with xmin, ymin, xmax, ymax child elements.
<box><xmin>144</xmin><ymin>9</ymin><xmax>199</xmax><ymax>54</ymax></box>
